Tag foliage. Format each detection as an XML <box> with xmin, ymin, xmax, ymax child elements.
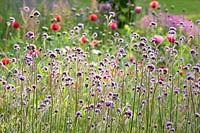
<box><xmin>98</xmin><ymin>0</ymin><xmax>135</xmax><ymax>27</ymax></box>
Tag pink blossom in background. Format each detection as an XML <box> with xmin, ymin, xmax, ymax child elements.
<box><xmin>135</xmin><ymin>6</ymin><xmax>142</xmax><ymax>14</ymax></box>
<box><xmin>152</xmin><ymin>35</ymin><xmax>164</xmax><ymax>45</ymax></box>
<box><xmin>167</xmin><ymin>34</ymin><xmax>176</xmax><ymax>43</ymax></box>
<box><xmin>140</xmin><ymin>12</ymin><xmax>200</xmax><ymax>37</ymax></box>
<box><xmin>99</xmin><ymin>3</ymin><xmax>112</xmax><ymax>11</ymax></box>
<box><xmin>109</xmin><ymin>22</ymin><xmax>118</xmax><ymax>30</ymax></box>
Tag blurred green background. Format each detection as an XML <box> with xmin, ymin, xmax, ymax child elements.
<box><xmin>147</xmin><ymin>0</ymin><xmax>200</xmax><ymax>20</ymax></box>
<box><xmin>0</xmin><ymin>0</ymin><xmax>200</xmax><ymax>20</ymax></box>
<box><xmin>74</xmin><ymin>0</ymin><xmax>200</xmax><ymax>21</ymax></box>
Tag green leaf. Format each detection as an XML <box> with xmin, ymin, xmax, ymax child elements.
<box><xmin>121</xmin><ymin>8</ymin><xmax>129</xmax><ymax>13</ymax></box>
<box><xmin>119</xmin><ymin>15</ymin><xmax>126</xmax><ymax>22</ymax></box>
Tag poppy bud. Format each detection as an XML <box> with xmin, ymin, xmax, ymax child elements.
<box><xmin>12</xmin><ymin>22</ymin><xmax>20</xmax><ymax>28</ymax></box>
<box><xmin>109</xmin><ymin>22</ymin><xmax>117</xmax><ymax>30</ymax></box>
<box><xmin>150</xmin><ymin>1</ymin><xmax>159</xmax><ymax>9</ymax></box>
<box><xmin>50</xmin><ymin>23</ymin><xmax>61</xmax><ymax>31</ymax></box>
<box><xmin>89</xmin><ymin>14</ymin><xmax>97</xmax><ymax>21</ymax></box>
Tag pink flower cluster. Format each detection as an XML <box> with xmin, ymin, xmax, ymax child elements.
<box><xmin>140</xmin><ymin>12</ymin><xmax>200</xmax><ymax>36</ymax></box>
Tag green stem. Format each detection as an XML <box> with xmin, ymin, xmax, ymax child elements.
<box><xmin>130</xmin><ymin>61</ymin><xmax>138</xmax><ymax>132</ymax></box>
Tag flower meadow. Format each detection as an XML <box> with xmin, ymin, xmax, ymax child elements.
<box><xmin>0</xmin><ymin>0</ymin><xmax>200</xmax><ymax>132</ymax></box>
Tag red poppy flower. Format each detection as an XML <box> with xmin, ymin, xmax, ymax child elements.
<box><xmin>91</xmin><ymin>40</ymin><xmax>99</xmax><ymax>46</ymax></box>
<box><xmin>1</xmin><ymin>58</ymin><xmax>11</xmax><ymax>65</ymax></box>
<box><xmin>29</xmin><ymin>50</ymin><xmax>40</xmax><ymax>57</ymax></box>
<box><xmin>89</xmin><ymin>14</ymin><xmax>97</xmax><ymax>21</ymax></box>
<box><xmin>109</xmin><ymin>22</ymin><xmax>117</xmax><ymax>30</ymax></box>
<box><xmin>50</xmin><ymin>23</ymin><xmax>61</xmax><ymax>31</ymax></box>
<box><xmin>135</xmin><ymin>6</ymin><xmax>142</xmax><ymax>14</ymax></box>
<box><xmin>54</xmin><ymin>15</ymin><xmax>62</xmax><ymax>22</ymax></box>
<box><xmin>80</xmin><ymin>37</ymin><xmax>87</xmax><ymax>44</ymax></box>
<box><xmin>0</xmin><ymin>17</ymin><xmax>2</xmax><ymax>23</ymax></box>
<box><xmin>149</xmin><ymin>0</ymin><xmax>159</xmax><ymax>9</ymax></box>
<box><xmin>167</xmin><ymin>34</ymin><xmax>176</xmax><ymax>43</ymax></box>
<box><xmin>12</xmin><ymin>22</ymin><xmax>20</xmax><ymax>28</ymax></box>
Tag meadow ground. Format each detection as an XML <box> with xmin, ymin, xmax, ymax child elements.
<box><xmin>0</xmin><ymin>0</ymin><xmax>200</xmax><ymax>133</ymax></box>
